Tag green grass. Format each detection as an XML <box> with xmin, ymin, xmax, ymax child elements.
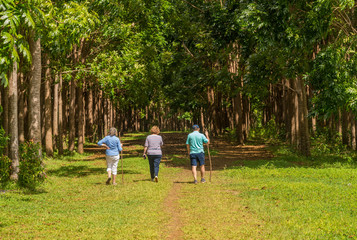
<box><xmin>121</xmin><ymin>132</ymin><xmax>147</xmax><ymax>141</ymax></box>
<box><xmin>0</xmin><ymin>153</ymin><xmax>180</xmax><ymax>239</ymax></box>
<box><xmin>219</xmin><ymin>150</ymin><xmax>357</xmax><ymax>239</ymax></box>
<box><xmin>2</xmin><ymin>134</ymin><xmax>357</xmax><ymax>239</ymax></box>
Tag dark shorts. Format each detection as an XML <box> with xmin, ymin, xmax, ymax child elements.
<box><xmin>190</xmin><ymin>152</ymin><xmax>205</xmax><ymax>166</ymax></box>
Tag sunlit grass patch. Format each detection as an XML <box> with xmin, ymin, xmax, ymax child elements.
<box><xmin>121</xmin><ymin>132</ymin><xmax>147</xmax><ymax>141</ymax></box>
<box><xmin>221</xmin><ymin>161</ymin><xmax>357</xmax><ymax>239</ymax></box>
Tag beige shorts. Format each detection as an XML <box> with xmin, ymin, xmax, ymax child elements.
<box><xmin>106</xmin><ymin>155</ymin><xmax>119</xmax><ymax>175</ymax></box>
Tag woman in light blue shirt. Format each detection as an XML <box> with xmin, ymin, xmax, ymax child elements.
<box><xmin>98</xmin><ymin>127</ymin><xmax>122</xmax><ymax>185</ymax></box>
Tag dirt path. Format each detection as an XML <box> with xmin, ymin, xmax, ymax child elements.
<box><xmin>162</xmin><ymin>170</ymin><xmax>187</xmax><ymax>239</ymax></box>
<box><xmin>102</xmin><ymin>132</ymin><xmax>273</xmax><ymax>239</ymax></box>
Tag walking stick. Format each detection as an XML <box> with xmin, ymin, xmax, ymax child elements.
<box><xmin>121</xmin><ymin>149</ymin><xmax>124</xmax><ymax>183</ymax></box>
<box><xmin>205</xmin><ymin>130</ymin><xmax>212</xmax><ymax>182</ymax></box>
<box><xmin>119</xmin><ymin>132</ymin><xmax>124</xmax><ymax>184</ymax></box>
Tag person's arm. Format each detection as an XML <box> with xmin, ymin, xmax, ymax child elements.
<box><xmin>204</xmin><ymin>130</ymin><xmax>210</xmax><ymax>144</ymax></box>
<box><xmin>143</xmin><ymin>137</ymin><xmax>149</xmax><ymax>158</ymax></box>
<box><xmin>143</xmin><ymin>146</ymin><xmax>148</xmax><ymax>159</ymax></box>
<box><xmin>118</xmin><ymin>138</ymin><xmax>123</xmax><ymax>152</ymax></box>
<box><xmin>186</xmin><ymin>136</ymin><xmax>191</xmax><ymax>156</ymax></box>
<box><xmin>98</xmin><ymin>137</ymin><xmax>110</xmax><ymax>149</ymax></box>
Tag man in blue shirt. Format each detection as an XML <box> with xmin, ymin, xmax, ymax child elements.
<box><xmin>186</xmin><ymin>125</ymin><xmax>210</xmax><ymax>184</ymax></box>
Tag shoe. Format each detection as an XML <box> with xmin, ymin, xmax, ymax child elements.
<box><xmin>112</xmin><ymin>182</ymin><xmax>117</xmax><ymax>185</ymax></box>
<box><xmin>194</xmin><ymin>180</ymin><xmax>198</xmax><ymax>184</ymax></box>
<box><xmin>201</xmin><ymin>178</ymin><xmax>206</xmax><ymax>183</ymax></box>
<box><xmin>151</xmin><ymin>178</ymin><xmax>155</xmax><ymax>182</ymax></box>
<box><xmin>154</xmin><ymin>176</ymin><xmax>158</xmax><ymax>182</ymax></box>
<box><xmin>106</xmin><ymin>177</ymin><xmax>111</xmax><ymax>185</ymax></box>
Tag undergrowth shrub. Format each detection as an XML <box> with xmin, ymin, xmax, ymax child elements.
<box><xmin>311</xmin><ymin>127</ymin><xmax>347</xmax><ymax>155</ymax></box>
<box><xmin>18</xmin><ymin>141</ymin><xmax>45</xmax><ymax>190</ymax></box>
<box><xmin>0</xmin><ymin>128</ymin><xmax>10</xmax><ymax>186</ymax></box>
<box><xmin>249</xmin><ymin>117</ymin><xmax>286</xmax><ymax>144</ymax></box>
<box><xmin>0</xmin><ymin>156</ymin><xmax>11</xmax><ymax>187</ymax></box>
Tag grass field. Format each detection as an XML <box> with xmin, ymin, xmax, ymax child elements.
<box><xmin>0</xmin><ymin>151</ymin><xmax>180</xmax><ymax>239</ymax></box>
<box><xmin>1</xmin><ymin>133</ymin><xmax>357</xmax><ymax>239</ymax></box>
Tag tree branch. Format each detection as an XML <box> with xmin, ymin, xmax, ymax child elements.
<box><xmin>182</xmin><ymin>0</ymin><xmax>204</xmax><ymax>13</ymax></box>
<box><xmin>182</xmin><ymin>42</ymin><xmax>195</xmax><ymax>58</ymax></box>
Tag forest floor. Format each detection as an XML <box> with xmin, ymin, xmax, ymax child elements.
<box><xmin>1</xmin><ymin>132</ymin><xmax>357</xmax><ymax>239</ymax></box>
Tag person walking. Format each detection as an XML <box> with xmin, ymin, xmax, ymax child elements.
<box><xmin>98</xmin><ymin>127</ymin><xmax>123</xmax><ymax>185</ymax></box>
<box><xmin>186</xmin><ymin>124</ymin><xmax>210</xmax><ymax>184</ymax></box>
<box><xmin>143</xmin><ymin>126</ymin><xmax>163</xmax><ymax>182</ymax></box>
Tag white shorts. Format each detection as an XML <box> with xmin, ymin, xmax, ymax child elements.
<box><xmin>106</xmin><ymin>155</ymin><xmax>119</xmax><ymax>175</ymax></box>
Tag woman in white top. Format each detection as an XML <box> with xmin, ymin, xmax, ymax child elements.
<box><xmin>143</xmin><ymin>126</ymin><xmax>163</xmax><ymax>182</ymax></box>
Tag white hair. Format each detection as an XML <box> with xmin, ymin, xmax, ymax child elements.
<box><xmin>109</xmin><ymin>127</ymin><xmax>117</xmax><ymax>136</ymax></box>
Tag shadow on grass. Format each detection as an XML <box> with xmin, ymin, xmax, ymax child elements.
<box><xmin>225</xmin><ymin>154</ymin><xmax>357</xmax><ymax>170</ymax></box>
<box><xmin>132</xmin><ymin>178</ymin><xmax>154</xmax><ymax>182</ymax></box>
<box><xmin>48</xmin><ymin>165</ymin><xmax>141</xmax><ymax>178</ymax></box>
<box><xmin>47</xmin><ymin>166</ymin><xmax>104</xmax><ymax>177</ymax></box>
<box><xmin>173</xmin><ymin>180</ymin><xmax>196</xmax><ymax>184</ymax></box>
<box><xmin>21</xmin><ymin>188</ymin><xmax>48</xmax><ymax>195</ymax></box>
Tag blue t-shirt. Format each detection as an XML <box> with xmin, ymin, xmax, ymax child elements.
<box><xmin>186</xmin><ymin>131</ymin><xmax>208</xmax><ymax>154</ymax></box>
<box><xmin>97</xmin><ymin>135</ymin><xmax>122</xmax><ymax>156</ymax></box>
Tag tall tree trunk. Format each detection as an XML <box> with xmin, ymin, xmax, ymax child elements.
<box><xmin>53</xmin><ymin>74</ymin><xmax>59</xmax><ymax>150</ymax></box>
<box><xmin>77</xmin><ymin>82</ymin><xmax>84</xmax><ymax>154</ymax></box>
<box><xmin>61</xmin><ymin>79</ymin><xmax>68</xmax><ymax>149</ymax></box>
<box><xmin>44</xmin><ymin>57</ymin><xmax>53</xmax><ymax>157</ymax></box>
<box><xmin>58</xmin><ymin>73</ymin><xmax>64</xmax><ymax>155</ymax></box>
<box><xmin>342</xmin><ymin>109</ymin><xmax>349</xmax><ymax>145</ymax></box>
<box><xmin>243</xmin><ymin>96</ymin><xmax>250</xmax><ymax>141</ymax></box>
<box><xmin>289</xmin><ymin>79</ymin><xmax>299</xmax><ymax>146</ymax></box>
<box><xmin>87</xmin><ymin>84</ymin><xmax>94</xmax><ymax>142</ymax></box>
<box><xmin>200</xmin><ymin>107</ymin><xmax>206</xmax><ymax>131</ymax></box>
<box><xmin>104</xmin><ymin>99</ymin><xmax>108</xmax><ymax>134</ymax></box>
<box><xmin>28</xmin><ymin>34</ymin><xmax>42</xmax><ymax>156</ymax></box>
<box><xmin>68</xmin><ymin>80</ymin><xmax>76</xmax><ymax>152</ymax></box>
<box><xmin>1</xmin><ymin>84</ymin><xmax>9</xmax><ymax>156</ymax></box>
<box><xmin>9</xmin><ymin>61</ymin><xmax>19</xmax><ymax>180</ymax></box>
<box><xmin>18</xmin><ymin>71</ymin><xmax>25</xmax><ymax>144</ymax></box>
<box><xmin>296</xmin><ymin>76</ymin><xmax>310</xmax><ymax>156</ymax></box>
<box><xmin>229</xmin><ymin>47</ymin><xmax>244</xmax><ymax>144</ymax></box>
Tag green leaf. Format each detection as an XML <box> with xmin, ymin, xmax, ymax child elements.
<box><xmin>0</xmin><ymin>72</ymin><xmax>8</xmax><ymax>87</ymax></box>
<box><xmin>1</xmin><ymin>31</ymin><xmax>13</xmax><ymax>45</ymax></box>
<box><xmin>11</xmin><ymin>46</ymin><xmax>19</xmax><ymax>60</ymax></box>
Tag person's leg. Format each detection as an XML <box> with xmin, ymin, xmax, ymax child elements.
<box><xmin>148</xmin><ymin>155</ymin><xmax>155</xmax><ymax>180</ymax></box>
<box><xmin>153</xmin><ymin>155</ymin><xmax>162</xmax><ymax>177</ymax></box>
<box><xmin>111</xmin><ymin>156</ymin><xmax>119</xmax><ymax>185</ymax></box>
<box><xmin>192</xmin><ymin>166</ymin><xmax>197</xmax><ymax>181</ymax></box>
<box><xmin>112</xmin><ymin>174</ymin><xmax>117</xmax><ymax>184</ymax></box>
<box><xmin>106</xmin><ymin>155</ymin><xmax>113</xmax><ymax>184</ymax></box>
<box><xmin>190</xmin><ymin>154</ymin><xmax>198</xmax><ymax>183</ymax></box>
<box><xmin>198</xmin><ymin>153</ymin><xmax>206</xmax><ymax>182</ymax></box>
<box><xmin>200</xmin><ymin>165</ymin><xmax>205</xmax><ymax>178</ymax></box>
